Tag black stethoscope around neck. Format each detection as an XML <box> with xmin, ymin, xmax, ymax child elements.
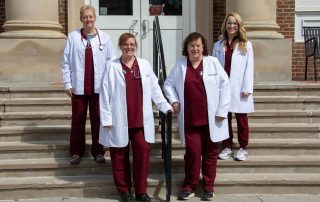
<box><xmin>81</xmin><ymin>28</ymin><xmax>103</xmax><ymax>50</ymax></box>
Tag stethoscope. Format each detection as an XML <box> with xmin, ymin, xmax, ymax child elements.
<box><xmin>81</xmin><ymin>28</ymin><xmax>104</xmax><ymax>50</ymax></box>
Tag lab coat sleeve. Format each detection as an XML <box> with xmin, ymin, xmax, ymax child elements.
<box><xmin>148</xmin><ymin>66</ymin><xmax>172</xmax><ymax>113</ymax></box>
<box><xmin>163</xmin><ymin>63</ymin><xmax>180</xmax><ymax>105</ymax></box>
<box><xmin>241</xmin><ymin>42</ymin><xmax>254</xmax><ymax>94</ymax></box>
<box><xmin>215</xmin><ymin>60</ymin><xmax>231</xmax><ymax>118</ymax></box>
<box><xmin>99</xmin><ymin>63</ymin><xmax>113</xmax><ymax>126</ymax></box>
<box><xmin>212</xmin><ymin>42</ymin><xmax>218</xmax><ymax>57</ymax></box>
<box><xmin>106</xmin><ymin>36</ymin><xmax>116</xmax><ymax>62</ymax></box>
<box><xmin>61</xmin><ymin>35</ymin><xmax>72</xmax><ymax>90</ymax></box>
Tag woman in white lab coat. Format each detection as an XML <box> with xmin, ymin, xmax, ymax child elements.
<box><xmin>164</xmin><ymin>32</ymin><xmax>230</xmax><ymax>201</ymax></box>
<box><xmin>61</xmin><ymin>5</ymin><xmax>115</xmax><ymax>165</ymax></box>
<box><xmin>99</xmin><ymin>33</ymin><xmax>172</xmax><ymax>202</ymax></box>
<box><xmin>212</xmin><ymin>12</ymin><xmax>254</xmax><ymax>161</ymax></box>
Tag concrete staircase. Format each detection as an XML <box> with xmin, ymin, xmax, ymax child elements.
<box><xmin>0</xmin><ymin>83</ymin><xmax>320</xmax><ymax>200</ymax></box>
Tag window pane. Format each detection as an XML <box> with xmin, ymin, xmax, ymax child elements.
<box><xmin>149</xmin><ymin>0</ymin><xmax>182</xmax><ymax>16</ymax></box>
<box><xmin>99</xmin><ymin>0</ymin><xmax>133</xmax><ymax>16</ymax></box>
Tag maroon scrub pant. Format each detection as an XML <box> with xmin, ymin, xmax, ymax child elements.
<box><xmin>182</xmin><ymin>125</ymin><xmax>219</xmax><ymax>193</ymax></box>
<box><xmin>69</xmin><ymin>94</ymin><xmax>105</xmax><ymax>157</ymax></box>
<box><xmin>109</xmin><ymin>128</ymin><xmax>150</xmax><ymax>195</ymax></box>
<box><xmin>223</xmin><ymin>112</ymin><xmax>249</xmax><ymax>149</ymax></box>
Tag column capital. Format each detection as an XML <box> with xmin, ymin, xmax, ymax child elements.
<box><xmin>227</xmin><ymin>0</ymin><xmax>284</xmax><ymax>39</ymax></box>
<box><xmin>0</xmin><ymin>0</ymin><xmax>65</xmax><ymax>39</ymax></box>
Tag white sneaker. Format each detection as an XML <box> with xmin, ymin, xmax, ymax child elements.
<box><xmin>234</xmin><ymin>148</ymin><xmax>248</xmax><ymax>161</ymax></box>
<box><xmin>219</xmin><ymin>148</ymin><xmax>232</xmax><ymax>160</ymax></box>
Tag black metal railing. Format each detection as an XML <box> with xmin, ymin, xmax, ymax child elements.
<box><xmin>153</xmin><ymin>16</ymin><xmax>172</xmax><ymax>202</ymax></box>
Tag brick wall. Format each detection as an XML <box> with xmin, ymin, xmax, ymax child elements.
<box><xmin>0</xmin><ymin>0</ymin><xmax>68</xmax><ymax>35</ymax></box>
<box><xmin>277</xmin><ymin>0</ymin><xmax>307</xmax><ymax>81</ymax></box>
<box><xmin>59</xmin><ymin>0</ymin><xmax>68</xmax><ymax>35</ymax></box>
<box><xmin>213</xmin><ymin>0</ymin><xmax>226</xmax><ymax>43</ymax></box>
<box><xmin>0</xmin><ymin>0</ymin><xmax>5</xmax><ymax>33</ymax></box>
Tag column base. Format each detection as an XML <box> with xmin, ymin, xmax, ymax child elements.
<box><xmin>0</xmin><ymin>39</ymin><xmax>66</xmax><ymax>84</ymax></box>
<box><xmin>252</xmin><ymin>38</ymin><xmax>292</xmax><ymax>82</ymax></box>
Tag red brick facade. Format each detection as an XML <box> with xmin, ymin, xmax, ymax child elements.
<box><xmin>276</xmin><ymin>0</ymin><xmax>310</xmax><ymax>80</ymax></box>
<box><xmin>59</xmin><ymin>0</ymin><xmax>68</xmax><ymax>35</ymax></box>
<box><xmin>213</xmin><ymin>0</ymin><xmax>226</xmax><ymax>42</ymax></box>
<box><xmin>0</xmin><ymin>0</ymin><xmax>315</xmax><ymax>81</ymax></box>
<box><xmin>0</xmin><ymin>0</ymin><xmax>4</xmax><ymax>33</ymax></box>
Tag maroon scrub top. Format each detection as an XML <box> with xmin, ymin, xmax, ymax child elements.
<box><xmin>121</xmin><ymin>58</ymin><xmax>144</xmax><ymax>128</ymax></box>
<box><xmin>224</xmin><ymin>37</ymin><xmax>237</xmax><ymax>77</ymax></box>
<box><xmin>184</xmin><ymin>58</ymin><xmax>208</xmax><ymax>127</ymax></box>
<box><xmin>81</xmin><ymin>28</ymin><xmax>94</xmax><ymax>95</ymax></box>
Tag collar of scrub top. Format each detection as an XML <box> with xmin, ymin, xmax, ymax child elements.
<box><xmin>81</xmin><ymin>28</ymin><xmax>104</xmax><ymax>50</ymax></box>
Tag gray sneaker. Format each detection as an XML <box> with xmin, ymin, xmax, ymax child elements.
<box><xmin>234</xmin><ymin>148</ymin><xmax>248</xmax><ymax>161</ymax></box>
<box><xmin>201</xmin><ymin>191</ymin><xmax>214</xmax><ymax>201</ymax></box>
<box><xmin>219</xmin><ymin>148</ymin><xmax>232</xmax><ymax>160</ymax></box>
<box><xmin>177</xmin><ymin>190</ymin><xmax>195</xmax><ymax>200</ymax></box>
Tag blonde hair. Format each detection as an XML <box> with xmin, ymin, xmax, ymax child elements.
<box><xmin>219</xmin><ymin>12</ymin><xmax>248</xmax><ymax>53</ymax></box>
<box><xmin>80</xmin><ymin>5</ymin><xmax>96</xmax><ymax>20</ymax></box>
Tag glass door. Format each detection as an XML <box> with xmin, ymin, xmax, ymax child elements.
<box><xmin>88</xmin><ymin>0</ymin><xmax>190</xmax><ymax>71</ymax></box>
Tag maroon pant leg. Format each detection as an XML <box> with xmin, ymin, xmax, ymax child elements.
<box><xmin>223</xmin><ymin>112</ymin><xmax>234</xmax><ymax>148</ymax></box>
<box><xmin>69</xmin><ymin>95</ymin><xmax>88</xmax><ymax>157</ymax></box>
<box><xmin>130</xmin><ymin>128</ymin><xmax>150</xmax><ymax>195</ymax></box>
<box><xmin>109</xmin><ymin>146</ymin><xmax>132</xmax><ymax>193</ymax></box>
<box><xmin>235</xmin><ymin>113</ymin><xmax>249</xmax><ymax>149</ymax></box>
<box><xmin>201</xmin><ymin>126</ymin><xmax>219</xmax><ymax>192</ymax></box>
<box><xmin>88</xmin><ymin>94</ymin><xmax>105</xmax><ymax>157</ymax></box>
<box><xmin>183</xmin><ymin>126</ymin><xmax>203</xmax><ymax>192</ymax></box>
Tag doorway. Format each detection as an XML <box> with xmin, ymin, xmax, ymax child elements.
<box><xmin>87</xmin><ymin>0</ymin><xmax>192</xmax><ymax>71</ymax></box>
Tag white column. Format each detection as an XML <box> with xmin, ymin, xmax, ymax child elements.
<box><xmin>0</xmin><ymin>0</ymin><xmax>65</xmax><ymax>38</ymax></box>
<box><xmin>227</xmin><ymin>0</ymin><xmax>284</xmax><ymax>39</ymax></box>
<box><xmin>226</xmin><ymin>0</ymin><xmax>292</xmax><ymax>81</ymax></box>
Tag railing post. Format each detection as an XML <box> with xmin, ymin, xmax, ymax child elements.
<box><xmin>153</xmin><ymin>15</ymin><xmax>172</xmax><ymax>201</ymax></box>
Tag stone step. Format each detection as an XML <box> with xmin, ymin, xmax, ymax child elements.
<box><xmin>1</xmin><ymin>96</ymin><xmax>319</xmax><ymax>113</ymax></box>
<box><xmin>1</xmin><ymin>98</ymin><xmax>71</xmax><ymax>112</ymax></box>
<box><xmin>2</xmin><ymin>110</ymin><xmax>320</xmax><ymax>126</ymax></box>
<box><xmin>253</xmin><ymin>96</ymin><xmax>320</xmax><ymax>110</ymax></box>
<box><xmin>0</xmin><ymin>173</ymin><xmax>320</xmax><ymax>200</ymax></box>
<box><xmin>2</xmin><ymin>95</ymin><xmax>320</xmax><ymax>113</ymax></box>
<box><xmin>0</xmin><ymin>139</ymin><xmax>319</xmax><ymax>159</ymax></box>
<box><xmin>247</xmin><ymin>110</ymin><xmax>320</xmax><ymax>124</ymax></box>
<box><xmin>0</xmin><ymin>155</ymin><xmax>320</xmax><ymax>178</ymax></box>
<box><xmin>0</xmin><ymin>123</ymin><xmax>319</xmax><ymax>142</ymax></box>
<box><xmin>253</xmin><ymin>82</ymin><xmax>320</xmax><ymax>96</ymax></box>
<box><xmin>0</xmin><ymin>86</ymin><xmax>65</xmax><ymax>99</ymax></box>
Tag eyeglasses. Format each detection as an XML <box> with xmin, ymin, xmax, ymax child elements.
<box><xmin>122</xmin><ymin>43</ymin><xmax>136</xmax><ymax>48</ymax></box>
<box><xmin>226</xmin><ymin>22</ymin><xmax>238</xmax><ymax>27</ymax></box>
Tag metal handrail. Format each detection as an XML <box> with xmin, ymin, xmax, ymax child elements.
<box><xmin>153</xmin><ymin>16</ymin><xmax>172</xmax><ymax>202</ymax></box>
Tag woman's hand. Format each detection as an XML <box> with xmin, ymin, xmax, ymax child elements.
<box><xmin>65</xmin><ymin>88</ymin><xmax>73</xmax><ymax>98</ymax></box>
<box><xmin>172</xmin><ymin>102</ymin><xmax>180</xmax><ymax>114</ymax></box>
<box><xmin>166</xmin><ymin>108</ymin><xmax>174</xmax><ymax>114</ymax></box>
<box><xmin>241</xmin><ymin>92</ymin><xmax>251</xmax><ymax>97</ymax></box>
<box><xmin>215</xmin><ymin>116</ymin><xmax>225</xmax><ymax>122</ymax></box>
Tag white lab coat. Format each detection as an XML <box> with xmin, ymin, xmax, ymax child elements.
<box><xmin>99</xmin><ymin>57</ymin><xmax>172</xmax><ymax>148</ymax></box>
<box><xmin>212</xmin><ymin>40</ymin><xmax>254</xmax><ymax>113</ymax></box>
<box><xmin>163</xmin><ymin>56</ymin><xmax>230</xmax><ymax>144</ymax></box>
<box><xmin>61</xmin><ymin>28</ymin><xmax>115</xmax><ymax>94</ymax></box>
